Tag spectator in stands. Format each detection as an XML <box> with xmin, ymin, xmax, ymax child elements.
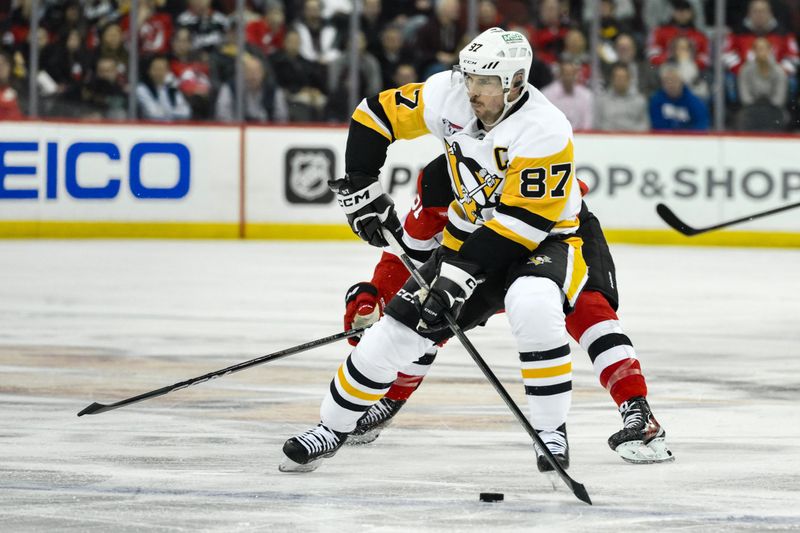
<box><xmin>478</xmin><ymin>0</ymin><xmax>500</xmax><ymax>32</ymax></box>
<box><xmin>724</xmin><ymin>0</ymin><xmax>799</xmax><ymax>76</ymax></box>
<box><xmin>605</xmin><ymin>32</ymin><xmax>659</xmax><ymax>96</ymax></box>
<box><xmin>215</xmin><ymin>53</ymin><xmax>288</xmax><ymax>122</ymax></box>
<box><xmin>137</xmin><ymin>54</ymin><xmax>191</xmax><ymax>121</ymax></box>
<box><xmin>361</xmin><ymin>0</ymin><xmax>385</xmax><ymax>56</ymax></box>
<box><xmin>170</xmin><ymin>27</ymin><xmax>213</xmax><ymax>119</ymax></box>
<box><xmin>270</xmin><ymin>28</ymin><xmax>327</xmax><ymax>121</ymax></box>
<box><xmin>120</xmin><ymin>0</ymin><xmax>173</xmax><ymax>55</ymax></box>
<box><xmin>542</xmin><ymin>59</ymin><xmax>594</xmax><ymax>130</ymax></box>
<box><xmin>374</xmin><ymin>24</ymin><xmax>413</xmax><ymax>89</ymax></box>
<box><xmin>649</xmin><ymin>62</ymin><xmax>709</xmax><ymax>130</ymax></box>
<box><xmin>669</xmin><ymin>35</ymin><xmax>709</xmax><ymax>100</ymax></box>
<box><xmin>596</xmin><ymin>62</ymin><xmax>649</xmax><ymax>131</ymax></box>
<box><xmin>90</xmin><ymin>22</ymin><xmax>128</xmax><ymax>78</ymax></box>
<box><xmin>80</xmin><ymin>56</ymin><xmax>127</xmax><ymax>119</ymax></box>
<box><xmin>643</xmin><ymin>0</ymin><xmax>707</xmax><ymax>35</ymax></box>
<box><xmin>560</xmin><ymin>28</ymin><xmax>591</xmax><ymax>84</ymax></box>
<box><xmin>83</xmin><ymin>0</ymin><xmax>120</xmax><ymax>32</ymax></box>
<box><xmin>413</xmin><ymin>0</ymin><xmax>463</xmax><ymax>77</ymax></box>
<box><xmin>0</xmin><ymin>50</ymin><xmax>23</xmax><ymax>119</ymax></box>
<box><xmin>327</xmin><ymin>31</ymin><xmax>381</xmax><ymax>96</ymax></box>
<box><xmin>647</xmin><ymin>0</ymin><xmax>709</xmax><ymax>71</ymax></box>
<box><xmin>326</xmin><ymin>31</ymin><xmax>382</xmax><ymax>121</ymax></box>
<box><xmin>737</xmin><ymin>36</ymin><xmax>788</xmax><ymax>130</ymax></box>
<box><xmin>382</xmin><ymin>0</ymin><xmax>434</xmax><ymax>27</ymax></box>
<box><xmin>595</xmin><ymin>0</ymin><xmax>633</xmax><ymax>66</ymax></box>
<box><xmin>39</xmin><ymin>28</ymin><xmax>89</xmax><ymax>115</ymax></box>
<box><xmin>392</xmin><ymin>62</ymin><xmax>418</xmax><ymax>87</ymax></box>
<box><xmin>246</xmin><ymin>0</ymin><xmax>286</xmax><ymax>57</ymax></box>
<box><xmin>531</xmin><ymin>0</ymin><xmax>570</xmax><ymax>65</ymax></box>
<box><xmin>177</xmin><ymin>0</ymin><xmax>230</xmax><ymax>53</ymax></box>
<box><xmin>210</xmin><ymin>19</ymin><xmax>263</xmax><ymax>90</ymax></box>
<box><xmin>294</xmin><ymin>0</ymin><xmax>341</xmax><ymax>65</ymax></box>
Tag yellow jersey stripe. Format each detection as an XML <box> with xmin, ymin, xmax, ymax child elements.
<box><xmin>352</xmin><ymin>108</ymin><xmax>392</xmax><ymax>142</ymax></box>
<box><xmin>485</xmin><ymin>218</ymin><xmax>539</xmax><ymax>251</ymax></box>
<box><xmin>442</xmin><ymin>227</ymin><xmax>464</xmax><ymax>252</ymax></box>
<box><xmin>564</xmin><ymin>237</ymin><xmax>588</xmax><ymax>303</ymax></box>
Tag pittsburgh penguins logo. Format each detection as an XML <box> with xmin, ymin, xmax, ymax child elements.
<box><xmin>445</xmin><ymin>140</ymin><xmax>503</xmax><ymax>223</ymax></box>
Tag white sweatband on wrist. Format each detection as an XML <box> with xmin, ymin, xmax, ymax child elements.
<box><xmin>439</xmin><ymin>261</ymin><xmax>478</xmax><ymax>299</ymax></box>
<box><xmin>336</xmin><ymin>181</ymin><xmax>385</xmax><ymax>214</ymax></box>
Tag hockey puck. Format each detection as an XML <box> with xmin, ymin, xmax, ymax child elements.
<box><xmin>479</xmin><ymin>492</ymin><xmax>504</xmax><ymax>502</ymax></box>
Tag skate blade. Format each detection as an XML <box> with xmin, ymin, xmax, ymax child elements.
<box><xmin>345</xmin><ymin>429</ymin><xmax>381</xmax><ymax>446</ymax></box>
<box><xmin>278</xmin><ymin>456</ymin><xmax>324</xmax><ymax>473</ymax></box>
<box><xmin>615</xmin><ymin>437</ymin><xmax>675</xmax><ymax>464</ymax></box>
<box><xmin>545</xmin><ymin>471</ymin><xmax>559</xmax><ymax>491</ymax></box>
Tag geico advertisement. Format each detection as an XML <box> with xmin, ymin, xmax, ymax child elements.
<box><xmin>0</xmin><ymin>122</ymin><xmax>240</xmax><ymax>221</ymax></box>
<box><xmin>245</xmin><ymin>127</ymin><xmax>441</xmax><ymax>223</ymax></box>
<box><xmin>576</xmin><ymin>134</ymin><xmax>800</xmax><ymax>231</ymax></box>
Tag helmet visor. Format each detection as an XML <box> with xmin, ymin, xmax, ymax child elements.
<box><xmin>453</xmin><ymin>66</ymin><xmax>505</xmax><ymax>97</ymax></box>
<box><xmin>463</xmin><ymin>72</ymin><xmax>505</xmax><ymax>97</ymax></box>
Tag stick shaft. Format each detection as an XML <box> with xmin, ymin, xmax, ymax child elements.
<box><xmin>382</xmin><ymin>230</ymin><xmax>590</xmax><ymax>504</ymax></box>
<box><xmin>657</xmin><ymin>201</ymin><xmax>800</xmax><ymax>236</ymax></box>
<box><xmin>78</xmin><ymin>328</ymin><xmax>365</xmax><ymax>416</ymax></box>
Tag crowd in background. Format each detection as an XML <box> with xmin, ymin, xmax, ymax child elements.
<box><xmin>1</xmin><ymin>0</ymin><xmax>799</xmax><ymax>132</ymax></box>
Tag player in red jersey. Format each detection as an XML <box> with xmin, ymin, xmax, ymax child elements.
<box><xmin>343</xmin><ymin>155</ymin><xmax>674</xmax><ymax>464</ymax></box>
<box><xmin>647</xmin><ymin>0</ymin><xmax>709</xmax><ymax>70</ymax></box>
<box><xmin>723</xmin><ymin>0</ymin><xmax>799</xmax><ymax>75</ymax></box>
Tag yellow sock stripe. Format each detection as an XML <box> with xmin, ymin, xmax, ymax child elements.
<box><xmin>520</xmin><ymin>362</ymin><xmax>572</xmax><ymax>379</ymax></box>
<box><xmin>337</xmin><ymin>365</ymin><xmax>385</xmax><ymax>402</ymax></box>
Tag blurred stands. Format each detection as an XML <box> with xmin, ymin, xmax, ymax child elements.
<box><xmin>0</xmin><ymin>0</ymin><xmax>797</xmax><ymax>131</ymax></box>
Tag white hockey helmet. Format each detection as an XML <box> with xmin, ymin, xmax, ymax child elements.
<box><xmin>458</xmin><ymin>27</ymin><xmax>533</xmax><ymax>98</ymax></box>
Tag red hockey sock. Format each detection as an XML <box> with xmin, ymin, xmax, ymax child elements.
<box><xmin>567</xmin><ymin>290</ymin><xmax>648</xmax><ymax>407</ymax></box>
<box><xmin>600</xmin><ymin>358</ymin><xmax>647</xmax><ymax>406</ymax></box>
<box><xmin>384</xmin><ymin>373</ymin><xmax>425</xmax><ymax>401</ymax></box>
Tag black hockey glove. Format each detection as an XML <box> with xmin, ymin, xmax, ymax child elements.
<box><xmin>415</xmin><ymin>257</ymin><xmax>482</xmax><ymax>333</ymax></box>
<box><xmin>329</xmin><ymin>173</ymin><xmax>402</xmax><ymax>248</ymax></box>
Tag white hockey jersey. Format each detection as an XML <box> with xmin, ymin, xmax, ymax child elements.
<box><xmin>353</xmin><ymin>71</ymin><xmax>582</xmax><ymax>257</ymax></box>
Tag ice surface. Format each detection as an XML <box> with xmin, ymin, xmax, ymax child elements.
<box><xmin>1</xmin><ymin>240</ymin><xmax>799</xmax><ymax>531</ymax></box>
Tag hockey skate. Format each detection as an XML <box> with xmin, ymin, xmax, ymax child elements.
<box><xmin>347</xmin><ymin>398</ymin><xmax>406</xmax><ymax>445</ymax></box>
<box><xmin>534</xmin><ymin>423</ymin><xmax>570</xmax><ymax>473</ymax></box>
<box><xmin>279</xmin><ymin>424</ymin><xmax>348</xmax><ymax>473</ymax></box>
<box><xmin>608</xmin><ymin>396</ymin><xmax>674</xmax><ymax>464</ymax></box>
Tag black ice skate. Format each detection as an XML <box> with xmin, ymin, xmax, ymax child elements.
<box><xmin>608</xmin><ymin>396</ymin><xmax>674</xmax><ymax>464</ymax></box>
<box><xmin>279</xmin><ymin>424</ymin><xmax>348</xmax><ymax>473</ymax></box>
<box><xmin>534</xmin><ymin>423</ymin><xmax>570</xmax><ymax>473</ymax></box>
<box><xmin>347</xmin><ymin>398</ymin><xmax>406</xmax><ymax>445</ymax></box>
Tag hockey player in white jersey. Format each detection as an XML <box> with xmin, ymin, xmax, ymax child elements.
<box><xmin>281</xmin><ymin>28</ymin><xmax>588</xmax><ymax>473</ymax></box>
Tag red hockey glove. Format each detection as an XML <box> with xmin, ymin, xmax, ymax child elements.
<box><xmin>344</xmin><ymin>282</ymin><xmax>384</xmax><ymax>346</ymax></box>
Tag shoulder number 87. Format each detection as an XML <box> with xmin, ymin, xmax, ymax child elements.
<box><xmin>520</xmin><ymin>163</ymin><xmax>573</xmax><ymax>199</ymax></box>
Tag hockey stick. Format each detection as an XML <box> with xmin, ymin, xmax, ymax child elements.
<box><xmin>656</xmin><ymin>201</ymin><xmax>800</xmax><ymax>236</ymax></box>
<box><xmin>382</xmin><ymin>229</ymin><xmax>592</xmax><ymax>506</ymax></box>
<box><xmin>77</xmin><ymin>327</ymin><xmax>365</xmax><ymax>417</ymax></box>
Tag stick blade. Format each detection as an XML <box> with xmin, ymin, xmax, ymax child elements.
<box><xmin>571</xmin><ymin>481</ymin><xmax>593</xmax><ymax>505</ymax></box>
<box><xmin>655</xmin><ymin>203</ymin><xmax>700</xmax><ymax>236</ymax></box>
<box><xmin>77</xmin><ymin>402</ymin><xmax>110</xmax><ymax>417</ymax></box>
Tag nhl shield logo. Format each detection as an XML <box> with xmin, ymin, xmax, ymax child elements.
<box><xmin>284</xmin><ymin>148</ymin><xmax>335</xmax><ymax>204</ymax></box>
